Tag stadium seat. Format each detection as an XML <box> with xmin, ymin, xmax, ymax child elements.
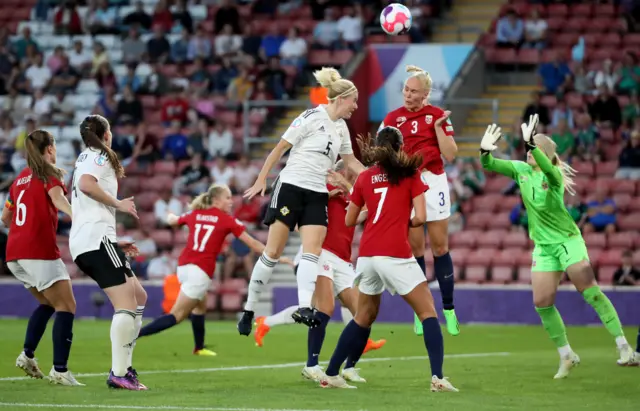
<box><xmin>466</xmin><ymin>248</ymin><xmax>495</xmax><ymax>267</ymax></box>
<box><xmin>221</xmin><ymin>294</ymin><xmax>244</xmax><ymax>312</ymax></box>
<box><xmin>597</xmin><ymin>249</ymin><xmax>623</xmax><ymax>266</ymax></box>
<box><xmin>516</xmin><ymin>266</ymin><xmax>532</xmax><ymax>284</ymax></box>
<box><xmin>119</xmin><ymin>176</ymin><xmax>141</xmax><ymax>194</ymax></box>
<box><xmin>612</xmin><ymin>193</ymin><xmax>631</xmax><ymax>212</ymax></box>
<box><xmin>484</xmin><ymin>176</ymin><xmax>513</xmax><ymax>193</ymax></box>
<box><xmin>476</xmin><ymin>230</ymin><xmax>505</xmax><ymax>248</ymax></box>
<box><xmin>597</xmin><ymin>266</ymin><xmax>617</xmax><ymax>284</ymax></box>
<box><xmin>607</xmin><ymin>232</ymin><xmax>635</xmax><ymax>250</ymax></box>
<box><xmin>174</xmin><ymin>229</ymin><xmax>189</xmax><ymax>245</ymax></box>
<box><xmin>493</xmin><ymin>211</ymin><xmax>512</xmax><ymax>230</ymax></box>
<box><xmin>572</xmin><ymin>161</ymin><xmax>595</xmax><ymax>177</ymax></box>
<box><xmin>490</xmin><ymin>266</ymin><xmax>513</xmax><ymax>284</ymax></box>
<box><xmin>517</xmin><ymin>251</ymin><xmax>533</xmax><ymax>267</ymax></box>
<box><xmin>205</xmin><ymin>292</ymin><xmax>218</xmax><ymax>311</ymax></box>
<box><xmin>449</xmin><ymin>248</ymin><xmax>470</xmax><ymax>267</ymax></box>
<box><xmin>464</xmin><ymin>266</ymin><xmax>488</xmax><ymax>283</ymax></box>
<box><xmin>472</xmin><ymin>194</ymin><xmax>501</xmax><ymax>212</ymax></box>
<box><xmin>139</xmin><ymin>212</ymin><xmax>157</xmax><ymax>230</ymax></box>
<box><xmin>496</xmin><ymin>195</ymin><xmax>520</xmax><ymax>211</ymax></box>
<box><xmin>628</xmin><ymin>197</ymin><xmax>640</xmax><ymax>212</ymax></box>
<box><xmin>466</xmin><ymin>212</ymin><xmax>494</xmax><ymax>230</ymax></box>
<box><xmin>617</xmin><ymin>213</ymin><xmax>640</xmax><ymax>231</ymax></box>
<box><xmin>450</xmin><ymin>231</ymin><xmax>478</xmax><ymax>249</ymax></box>
<box><xmin>136</xmin><ymin>192</ymin><xmax>160</xmax><ymax>211</ymax></box>
<box><xmin>150</xmin><ymin>230</ymin><xmax>173</xmax><ymax>248</ymax></box>
<box><xmin>595</xmin><ymin>161</ymin><xmax>618</xmax><ymax>176</ymax></box>
<box><xmin>154</xmin><ymin>161</ymin><xmax>177</xmax><ymax>176</ymax></box>
<box><xmin>584</xmin><ymin>233</ymin><xmax>607</xmax><ymax>249</ymax></box>
<box><xmin>502</xmin><ymin>232</ymin><xmax>529</xmax><ymax>249</ymax></box>
<box><xmin>146</xmin><ymin>175</ymin><xmax>175</xmax><ymax>192</ymax></box>
<box><xmin>493</xmin><ymin>249</ymin><xmax>518</xmax><ymax>267</ymax></box>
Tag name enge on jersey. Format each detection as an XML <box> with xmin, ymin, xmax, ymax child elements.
<box><xmin>371</xmin><ymin>173</ymin><xmax>388</xmax><ymax>184</ymax></box>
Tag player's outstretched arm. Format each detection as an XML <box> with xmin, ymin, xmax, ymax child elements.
<box><xmin>0</xmin><ymin>203</ymin><xmax>12</xmax><ymax>227</ymax></box>
<box><xmin>479</xmin><ymin>124</ymin><xmax>518</xmax><ymax>180</ymax></box>
<box><xmin>78</xmin><ymin>175</ymin><xmax>138</xmax><ymax>219</ymax></box>
<box><xmin>434</xmin><ymin>111</ymin><xmax>458</xmax><ymax>162</ymax></box>
<box><xmin>341</xmin><ymin>153</ymin><xmax>365</xmax><ymax>175</ymax></box>
<box><xmin>244</xmin><ymin>138</ymin><xmax>293</xmax><ymax>200</ymax></box>
<box><xmin>356</xmin><ymin>209</ymin><xmax>368</xmax><ymax>224</ymax></box>
<box><xmin>48</xmin><ymin>186</ymin><xmax>72</xmax><ymax>218</ymax></box>
<box><xmin>345</xmin><ymin>202</ymin><xmax>362</xmax><ymax>227</ymax></box>
<box><xmin>410</xmin><ymin>194</ymin><xmax>426</xmax><ymax>227</ymax></box>
<box><xmin>237</xmin><ymin>231</ymin><xmax>293</xmax><ymax>266</ymax></box>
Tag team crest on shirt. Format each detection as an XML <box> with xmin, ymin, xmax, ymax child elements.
<box><xmin>541</xmin><ymin>182</ymin><xmax>548</xmax><ymax>190</ymax></box>
<box><xmin>425</xmin><ymin>115</ymin><xmax>433</xmax><ymax>124</ymax></box>
<box><xmin>280</xmin><ymin>206</ymin><xmax>290</xmax><ymax>216</ymax></box>
<box><xmin>323</xmin><ymin>264</ymin><xmax>330</xmax><ymax>272</ymax></box>
<box><xmin>291</xmin><ymin>118</ymin><xmax>302</xmax><ymax>128</ymax></box>
<box><xmin>396</xmin><ymin>116</ymin><xmax>406</xmax><ymax>126</ymax></box>
<box><xmin>94</xmin><ymin>155</ymin><xmax>107</xmax><ymax>166</ymax></box>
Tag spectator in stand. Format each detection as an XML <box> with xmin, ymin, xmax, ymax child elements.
<box><xmin>460</xmin><ymin>159</ymin><xmax>485</xmax><ymax>195</ymax></box>
<box><xmin>142</xmin><ymin>63</ymin><xmax>170</xmax><ymax>96</ymax></box>
<box><xmin>550</xmin><ymin>118</ymin><xmax>574</xmax><ymax>161</ymax></box>
<box><xmin>147</xmin><ymin>25</ymin><xmax>171</xmax><ymax>64</ymax></box>
<box><xmin>523</xmin><ymin>8</ymin><xmax>546</xmax><ymax>50</ymax></box>
<box><xmin>155</xmin><ymin>189</ymin><xmax>184</xmax><ymax>228</ymax></box>
<box><xmin>95</xmin><ymin>62</ymin><xmax>117</xmax><ymax>89</ymax></box>
<box><xmin>0</xmin><ymin>151</ymin><xmax>15</xmax><ymax>194</ymax></box>
<box><xmin>572</xmin><ymin>62</ymin><xmax>590</xmax><ymax>95</ymax></box>
<box><xmin>212</xmin><ymin>58</ymin><xmax>237</xmax><ymax>95</ymax></box>
<box><xmin>25</xmin><ymin>53</ymin><xmax>51</xmax><ymax>92</ymax></box>
<box><xmin>232</xmin><ymin>154</ymin><xmax>259</xmax><ymax>193</ymax></box>
<box><xmin>152</xmin><ymin>0</ymin><xmax>174</xmax><ymax>33</ymax></box>
<box><xmin>129</xmin><ymin>123</ymin><xmax>158</xmax><ymax>167</ymax></box>
<box><xmin>510</xmin><ymin>200</ymin><xmax>528</xmax><ymax>232</ymax></box>
<box><xmin>30</xmin><ymin>88</ymin><xmax>52</xmax><ymax>125</ymax></box>
<box><xmin>92</xmin><ymin>85</ymin><xmax>117</xmax><ymax>122</ymax></box>
<box><xmin>496</xmin><ymin>9</ymin><xmax>523</xmax><ymax>49</ymax></box>
<box><xmin>111</xmin><ymin>129</ymin><xmax>135</xmax><ymax>164</ymax></box>
<box><xmin>91</xmin><ymin>42</ymin><xmax>109</xmax><ymax>75</ymax></box>
<box><xmin>615</xmin><ymin>131</ymin><xmax>640</xmax><ymax>180</ymax></box>
<box><xmin>171</xmin><ymin>30</ymin><xmax>191</xmax><ymax>64</ymax></box>
<box><xmin>583</xmin><ymin>186</ymin><xmax>617</xmax><ymax>234</ymax></box>
<box><xmin>623</xmin><ymin>92</ymin><xmax>640</xmax><ymax>128</ymax></box>
<box><xmin>613</xmin><ymin>250</ymin><xmax>640</xmax><ymax>286</ymax></box>
<box><xmin>188</xmin><ymin>58</ymin><xmax>210</xmax><ymax>92</ymax></box>
<box><xmin>89</xmin><ymin>0</ymin><xmax>119</xmax><ymax>35</ymax></box>
<box><xmin>3</xmin><ymin>88</ymin><xmax>31</xmax><ymax>121</ymax></box>
<box><xmin>123</xmin><ymin>1</ymin><xmax>152</xmax><ymax>31</ymax></box>
<box><xmin>48</xmin><ymin>56</ymin><xmax>80</xmax><ymax>94</ymax></box>
<box><xmin>122</xmin><ymin>27</ymin><xmax>147</xmax><ymax>65</ymax></box>
<box><xmin>174</xmin><ymin>152</ymin><xmax>210</xmax><ymax>196</ymax></box>
<box><xmin>187</xmin><ymin>26</ymin><xmax>213</xmax><ymax>63</ymax></box>
<box><xmin>0</xmin><ymin>45</ymin><xmax>15</xmax><ymax>95</ymax></box>
<box><xmin>172</xmin><ymin>0</ymin><xmax>194</xmax><ymax>34</ymax></box>
<box><xmin>280</xmin><ymin>27</ymin><xmax>308</xmax><ymax>70</ymax></box>
<box><xmin>502</xmin><ymin>118</ymin><xmax>524</xmax><ymax>159</ymax></box>
<box><xmin>46</xmin><ymin>47</ymin><xmax>65</xmax><ymax>74</ymax></box>
<box><xmin>207</xmin><ymin>120</ymin><xmax>233</xmax><ymax>159</ymax></box>
<box><xmin>161</xmin><ymin>88</ymin><xmax>190</xmax><ymax>125</ymax></box>
<box><xmin>116</xmin><ymin>85</ymin><xmax>144</xmax><ymax>125</ymax></box>
<box><xmin>227</xmin><ymin>67</ymin><xmax>254</xmax><ymax>106</ymax></box>
<box><xmin>551</xmin><ymin>100</ymin><xmax>574</xmax><ymax>129</ymax></box>
<box><xmin>312</xmin><ymin>9</ymin><xmax>340</xmax><ymax>50</ymax></box>
<box><xmin>210</xmin><ymin>156</ymin><xmax>235</xmax><ymax>188</ymax></box>
<box><xmin>538</xmin><ymin>52</ymin><xmax>571</xmax><ymax>96</ymax></box>
<box><xmin>68</xmin><ymin>40</ymin><xmax>92</xmax><ymax>76</ymax></box>
<box><xmin>215</xmin><ymin>0</ymin><xmax>240</xmax><ymax>34</ymax></box>
<box><xmin>617</xmin><ymin>52</ymin><xmax>640</xmax><ymax>95</ymax></box>
<box><xmin>242</xmin><ymin>24</ymin><xmax>262</xmax><ymax>60</ymax></box>
<box><xmin>589</xmin><ymin>85</ymin><xmax>622</xmax><ymax>129</ymax></box>
<box><xmin>337</xmin><ymin>5</ymin><xmax>364</xmax><ymax>51</ymax></box>
<box><xmin>252</xmin><ymin>0</ymin><xmax>278</xmax><ymax>16</ymax></box>
<box><xmin>522</xmin><ymin>91</ymin><xmax>550</xmax><ymax>126</ymax></box>
<box><xmin>12</xmin><ymin>27</ymin><xmax>38</xmax><ymax>61</ymax></box>
<box><xmin>0</xmin><ymin>117</ymin><xmax>18</xmax><ymax>150</ymax></box>
<box><xmin>187</xmin><ymin>117</ymin><xmax>209</xmax><ymax>158</ymax></box>
<box><xmin>260</xmin><ymin>25</ymin><xmax>285</xmax><ymax>60</ymax></box>
<box><xmin>13</xmin><ymin>118</ymin><xmax>35</xmax><ymax>152</ymax></box>
<box><xmin>215</xmin><ymin>24</ymin><xmax>242</xmax><ymax>60</ymax></box>
<box><xmin>448</xmin><ymin>190</ymin><xmax>464</xmax><ymax>235</ymax></box>
<box><xmin>574</xmin><ymin>114</ymin><xmax>601</xmax><ymax>162</ymax></box>
<box><xmin>50</xmin><ymin>90</ymin><xmax>75</xmax><ymax>126</ymax></box>
<box><xmin>590</xmin><ymin>59</ymin><xmax>618</xmax><ymax>95</ymax></box>
<box><xmin>120</xmin><ymin>63</ymin><xmax>141</xmax><ymax>93</ymax></box>
<box><xmin>54</xmin><ymin>0</ymin><xmax>83</xmax><ymax>35</ymax></box>
<box><xmin>259</xmin><ymin>57</ymin><xmax>287</xmax><ymax>100</ymax></box>
<box><xmin>147</xmin><ymin>249</ymin><xmax>177</xmax><ymax>279</ymax></box>
<box><xmin>162</xmin><ymin>120</ymin><xmax>189</xmax><ymax>160</ymax></box>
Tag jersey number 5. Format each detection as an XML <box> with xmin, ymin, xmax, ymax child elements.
<box><xmin>323</xmin><ymin>141</ymin><xmax>333</xmax><ymax>156</ymax></box>
<box><xmin>372</xmin><ymin>187</ymin><xmax>388</xmax><ymax>224</ymax></box>
<box><xmin>15</xmin><ymin>190</ymin><xmax>27</xmax><ymax>226</ymax></box>
<box><xmin>192</xmin><ymin>223</ymin><xmax>215</xmax><ymax>252</ymax></box>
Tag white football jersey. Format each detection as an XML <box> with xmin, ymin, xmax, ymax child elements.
<box><xmin>69</xmin><ymin>148</ymin><xmax>118</xmax><ymax>259</ymax></box>
<box><xmin>279</xmin><ymin>105</ymin><xmax>353</xmax><ymax>193</ymax></box>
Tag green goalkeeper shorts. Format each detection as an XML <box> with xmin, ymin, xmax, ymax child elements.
<box><xmin>531</xmin><ymin>237</ymin><xmax>590</xmax><ymax>273</ymax></box>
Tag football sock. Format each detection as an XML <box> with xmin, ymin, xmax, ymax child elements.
<box><xmin>345</xmin><ymin>332</ymin><xmax>370</xmax><ymax>370</ymax></box>
<box><xmin>341</xmin><ymin>306</ymin><xmax>353</xmax><ymax>324</ymax></box>
<box><xmin>421</xmin><ymin>317</ymin><xmax>444</xmax><ymax>379</ymax></box>
<box><xmin>190</xmin><ymin>314</ymin><xmax>206</xmax><ymax>351</ymax></box>
<box><xmin>23</xmin><ymin>304</ymin><xmax>55</xmax><ymax>358</ymax></box>
<box><xmin>297</xmin><ymin>253</ymin><xmax>319</xmax><ymax>308</ymax></box>
<box><xmin>307</xmin><ymin>312</ymin><xmax>330</xmax><ymax>367</ymax></box>
<box><xmin>126</xmin><ymin>305</ymin><xmax>144</xmax><ymax>369</ymax></box>
<box><xmin>434</xmin><ymin>253</ymin><xmax>455</xmax><ymax>310</ymax></box>
<box><xmin>325</xmin><ymin>320</ymin><xmax>370</xmax><ymax>377</ymax></box>
<box><xmin>110</xmin><ymin>309</ymin><xmax>136</xmax><ymax>377</ymax></box>
<box><xmin>245</xmin><ymin>253</ymin><xmax>277</xmax><ymax>312</ymax></box>
<box><xmin>52</xmin><ymin>311</ymin><xmax>74</xmax><ymax>373</ymax></box>
<box><xmin>264</xmin><ymin>305</ymin><xmax>298</xmax><ymax>327</ymax></box>
<box><xmin>415</xmin><ymin>255</ymin><xmax>426</xmax><ymax>275</ymax></box>
<box><xmin>582</xmin><ymin>286</ymin><xmax>626</xmax><ymax>343</ymax></box>
<box><xmin>138</xmin><ymin>314</ymin><xmax>178</xmax><ymax>338</ymax></box>
<box><xmin>535</xmin><ymin>305</ymin><xmax>570</xmax><ymax>354</ymax></box>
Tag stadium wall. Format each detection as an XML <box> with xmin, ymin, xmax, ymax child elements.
<box><xmin>367</xmin><ymin>44</ymin><xmax>474</xmax><ymax>122</ymax></box>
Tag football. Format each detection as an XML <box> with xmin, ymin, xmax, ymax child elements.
<box><xmin>380</xmin><ymin>3</ymin><xmax>412</xmax><ymax>36</ymax></box>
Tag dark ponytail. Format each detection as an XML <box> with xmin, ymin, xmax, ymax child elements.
<box><xmin>79</xmin><ymin>114</ymin><xmax>124</xmax><ymax>178</ymax></box>
<box><xmin>25</xmin><ymin>130</ymin><xmax>65</xmax><ymax>182</ymax></box>
<box><xmin>359</xmin><ymin>127</ymin><xmax>421</xmax><ymax>185</ymax></box>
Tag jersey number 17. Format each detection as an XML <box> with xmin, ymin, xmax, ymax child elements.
<box><xmin>192</xmin><ymin>223</ymin><xmax>215</xmax><ymax>252</ymax></box>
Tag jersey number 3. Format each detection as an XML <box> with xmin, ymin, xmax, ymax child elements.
<box><xmin>411</xmin><ymin>121</ymin><xmax>419</xmax><ymax>134</ymax></box>
<box><xmin>192</xmin><ymin>223</ymin><xmax>215</xmax><ymax>252</ymax></box>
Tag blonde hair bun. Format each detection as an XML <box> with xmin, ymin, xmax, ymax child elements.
<box><xmin>313</xmin><ymin>67</ymin><xmax>356</xmax><ymax>101</ymax></box>
<box><xmin>406</xmin><ymin>65</ymin><xmax>427</xmax><ymax>74</ymax></box>
<box><xmin>313</xmin><ymin>67</ymin><xmax>342</xmax><ymax>88</ymax></box>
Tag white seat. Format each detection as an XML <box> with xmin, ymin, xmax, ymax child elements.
<box><xmin>189</xmin><ymin>5</ymin><xmax>207</xmax><ymax>21</ymax></box>
<box><xmin>118</xmin><ymin>5</ymin><xmax>135</xmax><ymax>19</ymax></box>
<box><xmin>113</xmin><ymin>64</ymin><xmax>128</xmax><ymax>78</ymax></box>
<box><xmin>95</xmin><ymin>35</ymin><xmax>121</xmax><ymax>50</ymax></box>
<box><xmin>76</xmin><ymin>80</ymin><xmax>100</xmax><ymax>95</ymax></box>
<box><xmin>48</xmin><ymin>36</ymin><xmax>71</xmax><ymax>50</ymax></box>
<box><xmin>74</xmin><ymin>110</ymin><xmax>93</xmax><ymax>125</ymax></box>
<box><xmin>71</xmin><ymin>35</ymin><xmax>93</xmax><ymax>48</ymax></box>
<box><xmin>135</xmin><ymin>63</ymin><xmax>152</xmax><ymax>77</ymax></box>
<box><xmin>60</xmin><ymin>126</ymin><xmax>78</xmax><ymax>141</ymax></box>
<box><xmin>110</xmin><ymin>49</ymin><xmax>123</xmax><ymax>64</ymax></box>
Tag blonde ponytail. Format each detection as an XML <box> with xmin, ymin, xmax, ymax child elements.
<box><xmin>533</xmin><ymin>134</ymin><xmax>577</xmax><ymax>196</ymax></box>
<box><xmin>313</xmin><ymin>67</ymin><xmax>356</xmax><ymax>101</ymax></box>
<box><xmin>189</xmin><ymin>183</ymin><xmax>230</xmax><ymax>210</ymax></box>
<box><xmin>405</xmin><ymin>65</ymin><xmax>433</xmax><ymax>91</ymax></box>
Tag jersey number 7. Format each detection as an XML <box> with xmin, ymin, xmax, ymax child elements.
<box><xmin>372</xmin><ymin>187</ymin><xmax>388</xmax><ymax>224</ymax></box>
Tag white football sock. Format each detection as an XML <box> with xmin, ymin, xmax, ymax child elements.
<box><xmin>245</xmin><ymin>253</ymin><xmax>277</xmax><ymax>312</ymax></box>
<box><xmin>110</xmin><ymin>310</ymin><xmax>136</xmax><ymax>377</ymax></box>
<box><xmin>264</xmin><ymin>305</ymin><xmax>299</xmax><ymax>327</ymax></box>
<box><xmin>126</xmin><ymin>305</ymin><xmax>144</xmax><ymax>369</ymax></box>
<box><xmin>558</xmin><ymin>344</ymin><xmax>573</xmax><ymax>358</ymax></box>
<box><xmin>341</xmin><ymin>306</ymin><xmax>353</xmax><ymax>324</ymax></box>
<box><xmin>297</xmin><ymin>253</ymin><xmax>319</xmax><ymax>308</ymax></box>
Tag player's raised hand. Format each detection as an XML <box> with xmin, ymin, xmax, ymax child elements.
<box><xmin>521</xmin><ymin>114</ymin><xmax>539</xmax><ymax>143</ymax></box>
<box><xmin>327</xmin><ymin>169</ymin><xmax>350</xmax><ymax>193</ymax></box>
<box><xmin>244</xmin><ymin>179</ymin><xmax>267</xmax><ymax>200</ymax></box>
<box><xmin>117</xmin><ymin>197</ymin><xmax>138</xmax><ymax>219</ymax></box>
<box><xmin>118</xmin><ymin>240</ymin><xmax>140</xmax><ymax>257</ymax></box>
<box><xmin>434</xmin><ymin>110</ymin><xmax>452</xmax><ymax>126</ymax></box>
<box><xmin>480</xmin><ymin>124</ymin><xmax>502</xmax><ymax>152</ymax></box>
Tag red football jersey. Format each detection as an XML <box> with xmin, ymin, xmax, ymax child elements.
<box><xmin>350</xmin><ymin>166</ymin><xmax>428</xmax><ymax>258</ymax></box>
<box><xmin>6</xmin><ymin>168</ymin><xmax>65</xmax><ymax>261</ymax></box>
<box><xmin>322</xmin><ymin>184</ymin><xmax>356</xmax><ymax>263</ymax></box>
<box><xmin>382</xmin><ymin>105</ymin><xmax>454</xmax><ymax>174</ymax></box>
<box><xmin>177</xmin><ymin>207</ymin><xmax>246</xmax><ymax>278</ymax></box>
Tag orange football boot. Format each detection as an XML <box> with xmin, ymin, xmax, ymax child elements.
<box><xmin>254</xmin><ymin>316</ymin><xmax>271</xmax><ymax>347</ymax></box>
<box><xmin>363</xmin><ymin>338</ymin><xmax>387</xmax><ymax>354</ymax></box>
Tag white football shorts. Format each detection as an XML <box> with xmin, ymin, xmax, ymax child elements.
<box><xmin>355</xmin><ymin>256</ymin><xmax>426</xmax><ymax>296</ymax></box>
<box><xmin>411</xmin><ymin>170</ymin><xmax>451</xmax><ymax>222</ymax></box>
<box><xmin>318</xmin><ymin>249</ymin><xmax>357</xmax><ymax>297</ymax></box>
<box><xmin>177</xmin><ymin>264</ymin><xmax>211</xmax><ymax>300</ymax></box>
<box><xmin>8</xmin><ymin>259</ymin><xmax>70</xmax><ymax>292</ymax></box>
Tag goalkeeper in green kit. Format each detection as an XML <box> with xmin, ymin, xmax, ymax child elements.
<box><xmin>479</xmin><ymin>115</ymin><xmax>637</xmax><ymax>379</ymax></box>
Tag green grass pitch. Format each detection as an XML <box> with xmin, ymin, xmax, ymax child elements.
<box><xmin>0</xmin><ymin>319</ymin><xmax>637</xmax><ymax>411</ymax></box>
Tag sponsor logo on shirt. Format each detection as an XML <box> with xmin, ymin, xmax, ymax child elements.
<box><xmin>94</xmin><ymin>155</ymin><xmax>107</xmax><ymax>166</ymax></box>
<box><xmin>280</xmin><ymin>206</ymin><xmax>290</xmax><ymax>216</ymax></box>
<box><xmin>319</xmin><ymin>126</ymin><xmax>325</xmax><ymax>132</ymax></box>
<box><xmin>425</xmin><ymin>115</ymin><xmax>433</xmax><ymax>124</ymax></box>
<box><xmin>541</xmin><ymin>182</ymin><xmax>548</xmax><ymax>190</ymax></box>
<box><xmin>292</xmin><ymin>118</ymin><xmax>302</xmax><ymax>128</ymax></box>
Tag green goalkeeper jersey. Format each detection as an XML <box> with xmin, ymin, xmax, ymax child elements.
<box><xmin>480</xmin><ymin>148</ymin><xmax>581</xmax><ymax>245</ymax></box>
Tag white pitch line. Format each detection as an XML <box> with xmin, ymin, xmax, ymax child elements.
<box><xmin>0</xmin><ymin>351</ymin><xmax>510</xmax><ymax>382</ymax></box>
<box><xmin>0</xmin><ymin>404</ymin><xmax>342</xmax><ymax>411</ymax></box>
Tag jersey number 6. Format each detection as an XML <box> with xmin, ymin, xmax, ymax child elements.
<box><xmin>15</xmin><ymin>190</ymin><xmax>27</xmax><ymax>227</ymax></box>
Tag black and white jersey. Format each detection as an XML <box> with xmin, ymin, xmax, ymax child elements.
<box><xmin>69</xmin><ymin>148</ymin><xmax>118</xmax><ymax>260</ymax></box>
<box><xmin>279</xmin><ymin>105</ymin><xmax>353</xmax><ymax>193</ymax></box>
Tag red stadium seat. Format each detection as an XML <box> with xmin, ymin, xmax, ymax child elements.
<box><xmin>476</xmin><ymin>230</ymin><xmax>505</xmax><ymax>248</ymax></box>
<box><xmin>516</xmin><ymin>266</ymin><xmax>532</xmax><ymax>284</ymax></box>
<box><xmin>623</xmin><ymin>33</ymin><xmax>640</xmax><ymax>48</ymax></box>
<box><xmin>136</xmin><ymin>192</ymin><xmax>160</xmax><ymax>211</ymax></box>
<box><xmin>611</xmin><ymin>179</ymin><xmax>636</xmax><ymax>195</ymax></box>
<box><xmin>486</xmin><ymin>48</ymin><xmax>517</xmax><ymax>64</ymax></box>
<box><xmin>503</xmin><ymin>232</ymin><xmax>529</xmax><ymax>249</ymax></box>
<box><xmin>466</xmin><ymin>212</ymin><xmax>493</xmax><ymax>230</ymax></box>
<box><xmin>308</xmin><ymin>50</ymin><xmax>333</xmax><ymax>66</ymax></box>
<box><xmin>119</xmin><ymin>176</ymin><xmax>140</xmax><ymax>194</ymax></box>
<box><xmin>464</xmin><ymin>266</ymin><xmax>488</xmax><ymax>283</ymax></box>
<box><xmin>466</xmin><ymin>248</ymin><xmax>495</xmax><ymax>266</ymax></box>
<box><xmin>146</xmin><ymin>175</ymin><xmax>175</xmax><ymax>192</ymax></box>
<box><xmin>493</xmin><ymin>211</ymin><xmax>512</xmax><ymax>230</ymax></box>
<box><xmin>472</xmin><ymin>194</ymin><xmax>501</xmax><ymax>212</ymax></box>
<box><xmin>496</xmin><ymin>195</ymin><xmax>521</xmax><ymax>211</ymax></box>
<box><xmin>332</xmin><ymin>50</ymin><xmax>354</xmax><ymax>65</ymax></box>
<box><xmin>517</xmin><ymin>251</ymin><xmax>533</xmax><ymax>267</ymax></box>
<box><xmin>570</xmin><ymin>3</ymin><xmax>593</xmax><ymax>17</ymax></box>
<box><xmin>153</xmin><ymin>161</ymin><xmax>177</xmax><ymax>176</ymax></box>
<box><xmin>547</xmin><ymin>4</ymin><xmax>569</xmax><ymax>17</ymax></box>
<box><xmin>633</xmin><ymin>250</ymin><xmax>640</xmax><ymax>266</ymax></box>
<box><xmin>584</xmin><ymin>233</ymin><xmax>607</xmax><ymax>249</ymax></box>
<box><xmin>518</xmin><ymin>49</ymin><xmax>540</xmax><ymax>65</ymax></box>
<box><xmin>150</xmin><ymin>230</ymin><xmax>173</xmax><ymax>248</ymax></box>
<box><xmin>139</xmin><ymin>212</ymin><xmax>157</xmax><ymax>230</ymax></box>
<box><xmin>595</xmin><ymin>161</ymin><xmax>618</xmax><ymax>176</ymax></box>
<box><xmin>598</xmin><ymin>249</ymin><xmax>623</xmax><ymax>266</ymax></box>
<box><xmin>600</xmin><ymin>33</ymin><xmax>622</xmax><ymax>47</ymax></box>
<box><xmin>594</xmin><ymin>4</ymin><xmax>616</xmax><ymax>17</ymax></box>
<box><xmin>449</xmin><ymin>248</ymin><xmax>470</xmax><ymax>267</ymax></box>
<box><xmin>450</xmin><ymin>231</ymin><xmax>479</xmax><ymax>249</ymax></box>
<box><xmin>205</xmin><ymin>292</ymin><xmax>218</xmax><ymax>311</ymax></box>
<box><xmin>491</xmin><ymin>266</ymin><xmax>513</xmax><ymax>284</ymax></box>
<box><xmin>221</xmin><ymin>294</ymin><xmax>244</xmax><ymax>312</ymax></box>
<box><xmin>174</xmin><ymin>229</ymin><xmax>189</xmax><ymax>245</ymax></box>
<box><xmin>484</xmin><ymin>176</ymin><xmax>512</xmax><ymax>193</ymax></box>
<box><xmin>612</xmin><ymin>193</ymin><xmax>631</xmax><ymax>212</ymax></box>
<box><xmin>598</xmin><ymin>266</ymin><xmax>617</xmax><ymax>284</ymax></box>
<box><xmin>608</xmin><ymin>232</ymin><xmax>636</xmax><ymax>249</ymax></box>
<box><xmin>554</xmin><ymin>32</ymin><xmax>579</xmax><ymax>48</ymax></box>
<box><xmin>627</xmin><ymin>197</ymin><xmax>640</xmax><ymax>212</ymax></box>
<box><xmin>571</xmin><ymin>161</ymin><xmax>594</xmax><ymax>177</ymax></box>
<box><xmin>493</xmin><ymin>249</ymin><xmax>518</xmax><ymax>267</ymax></box>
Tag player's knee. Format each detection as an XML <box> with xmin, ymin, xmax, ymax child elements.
<box><xmin>263</xmin><ymin>248</ymin><xmax>282</xmax><ymax>260</ymax></box>
<box><xmin>54</xmin><ymin>298</ymin><xmax>76</xmax><ymax>314</ymax></box>
<box><xmin>533</xmin><ymin>293</ymin><xmax>555</xmax><ymax>308</ymax></box>
<box><xmin>354</xmin><ymin>305</ymin><xmax>378</xmax><ymax>327</ymax></box>
<box><xmin>430</xmin><ymin>242</ymin><xmax>449</xmax><ymax>257</ymax></box>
